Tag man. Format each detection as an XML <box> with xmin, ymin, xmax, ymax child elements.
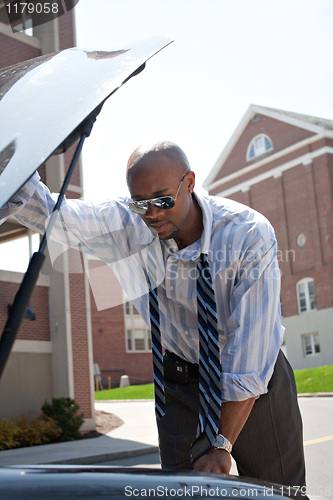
<box><xmin>0</xmin><ymin>141</ymin><xmax>305</xmax><ymax>486</ymax></box>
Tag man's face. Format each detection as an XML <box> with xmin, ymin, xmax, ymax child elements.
<box><xmin>127</xmin><ymin>155</ymin><xmax>193</xmax><ymax>241</ymax></box>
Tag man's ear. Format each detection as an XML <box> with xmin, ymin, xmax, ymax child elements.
<box><xmin>188</xmin><ymin>171</ymin><xmax>195</xmax><ymax>193</ymax></box>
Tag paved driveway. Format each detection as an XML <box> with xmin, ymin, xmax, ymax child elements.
<box><xmin>97</xmin><ymin>396</ymin><xmax>333</xmax><ymax>498</ymax></box>
<box><xmin>299</xmin><ymin>397</ymin><xmax>333</xmax><ymax>499</ymax></box>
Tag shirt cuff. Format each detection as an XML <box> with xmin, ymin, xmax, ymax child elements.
<box><xmin>221</xmin><ymin>371</ymin><xmax>269</xmax><ymax>402</ymax></box>
<box><xmin>0</xmin><ymin>171</ymin><xmax>40</xmax><ymax>224</ymax></box>
<box><xmin>9</xmin><ymin>171</ymin><xmax>40</xmax><ymax>206</ymax></box>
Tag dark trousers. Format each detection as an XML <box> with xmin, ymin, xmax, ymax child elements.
<box><xmin>157</xmin><ymin>350</ymin><xmax>306</xmax><ymax>487</ymax></box>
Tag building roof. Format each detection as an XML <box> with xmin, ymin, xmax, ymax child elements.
<box><xmin>204</xmin><ymin>104</ymin><xmax>333</xmax><ymax>189</ymax></box>
<box><xmin>253</xmin><ymin>105</ymin><xmax>333</xmax><ymax>131</ymax></box>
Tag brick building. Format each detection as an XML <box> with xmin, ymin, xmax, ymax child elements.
<box><xmin>204</xmin><ymin>104</ymin><xmax>333</xmax><ymax>370</ymax></box>
<box><xmin>88</xmin><ymin>258</ymin><xmax>153</xmax><ymax>389</ymax></box>
<box><xmin>0</xmin><ymin>5</ymin><xmax>95</xmax><ymax>430</ymax></box>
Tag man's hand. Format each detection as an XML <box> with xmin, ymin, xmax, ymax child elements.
<box><xmin>193</xmin><ymin>448</ymin><xmax>232</xmax><ymax>474</ymax></box>
<box><xmin>193</xmin><ymin>398</ymin><xmax>256</xmax><ymax>474</ymax></box>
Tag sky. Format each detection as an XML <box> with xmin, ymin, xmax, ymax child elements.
<box><xmin>1</xmin><ymin>0</ymin><xmax>332</xmax><ymax>272</ymax></box>
<box><xmin>74</xmin><ymin>0</ymin><xmax>333</xmax><ymax>200</ymax></box>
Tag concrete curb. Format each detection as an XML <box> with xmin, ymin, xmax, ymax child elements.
<box><xmin>48</xmin><ymin>445</ymin><xmax>160</xmax><ymax>466</ymax></box>
<box><xmin>298</xmin><ymin>392</ymin><xmax>333</xmax><ymax>397</ymax></box>
<box><xmin>0</xmin><ymin>437</ymin><xmax>159</xmax><ymax>467</ymax></box>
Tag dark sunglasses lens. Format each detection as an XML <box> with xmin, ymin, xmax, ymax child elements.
<box><xmin>151</xmin><ymin>197</ymin><xmax>175</xmax><ymax>210</ymax></box>
<box><xmin>129</xmin><ymin>202</ymin><xmax>148</xmax><ymax>214</ymax></box>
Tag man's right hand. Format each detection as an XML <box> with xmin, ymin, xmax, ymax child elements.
<box><xmin>193</xmin><ymin>448</ymin><xmax>232</xmax><ymax>475</ymax></box>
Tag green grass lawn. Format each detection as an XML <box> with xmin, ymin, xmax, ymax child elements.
<box><xmin>294</xmin><ymin>364</ymin><xmax>333</xmax><ymax>394</ymax></box>
<box><xmin>95</xmin><ymin>383</ymin><xmax>154</xmax><ymax>400</ymax></box>
<box><xmin>95</xmin><ymin>365</ymin><xmax>333</xmax><ymax>400</ymax></box>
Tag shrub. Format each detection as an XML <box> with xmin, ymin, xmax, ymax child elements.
<box><xmin>0</xmin><ymin>397</ymin><xmax>84</xmax><ymax>450</ymax></box>
<box><xmin>41</xmin><ymin>397</ymin><xmax>84</xmax><ymax>442</ymax></box>
<box><xmin>17</xmin><ymin>415</ymin><xmax>62</xmax><ymax>447</ymax></box>
<box><xmin>0</xmin><ymin>419</ymin><xmax>21</xmax><ymax>450</ymax></box>
<box><xmin>0</xmin><ymin>416</ymin><xmax>61</xmax><ymax>450</ymax></box>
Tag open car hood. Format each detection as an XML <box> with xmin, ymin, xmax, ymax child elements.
<box><xmin>0</xmin><ymin>36</ymin><xmax>172</xmax><ymax>208</ymax></box>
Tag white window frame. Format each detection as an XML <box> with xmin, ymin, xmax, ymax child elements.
<box><xmin>296</xmin><ymin>278</ymin><xmax>317</xmax><ymax>314</ymax></box>
<box><xmin>302</xmin><ymin>332</ymin><xmax>320</xmax><ymax>357</ymax></box>
<box><xmin>246</xmin><ymin>134</ymin><xmax>273</xmax><ymax>161</ymax></box>
<box><xmin>126</xmin><ymin>329</ymin><xmax>152</xmax><ymax>353</ymax></box>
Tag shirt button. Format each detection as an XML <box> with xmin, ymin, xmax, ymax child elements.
<box><xmin>184</xmin><ymin>330</ymin><xmax>189</xmax><ymax>336</ymax></box>
<box><xmin>170</xmin><ymin>285</ymin><xmax>174</xmax><ymax>291</ymax></box>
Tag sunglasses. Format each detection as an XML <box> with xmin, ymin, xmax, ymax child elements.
<box><xmin>128</xmin><ymin>171</ymin><xmax>191</xmax><ymax>215</ymax></box>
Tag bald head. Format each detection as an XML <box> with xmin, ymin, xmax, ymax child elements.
<box><xmin>126</xmin><ymin>141</ymin><xmax>191</xmax><ymax>185</ymax></box>
<box><xmin>125</xmin><ymin>141</ymin><xmax>201</xmax><ymax>246</ymax></box>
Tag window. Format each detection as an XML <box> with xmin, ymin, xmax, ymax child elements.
<box><xmin>126</xmin><ymin>329</ymin><xmax>152</xmax><ymax>352</ymax></box>
<box><xmin>0</xmin><ymin>3</ymin><xmax>34</xmax><ymax>36</ymax></box>
<box><xmin>246</xmin><ymin>134</ymin><xmax>273</xmax><ymax>161</ymax></box>
<box><xmin>302</xmin><ymin>333</ymin><xmax>320</xmax><ymax>357</ymax></box>
<box><xmin>296</xmin><ymin>278</ymin><xmax>316</xmax><ymax>314</ymax></box>
<box><xmin>12</xmin><ymin>16</ymin><xmax>33</xmax><ymax>36</ymax></box>
<box><xmin>125</xmin><ymin>302</ymin><xmax>140</xmax><ymax>315</ymax></box>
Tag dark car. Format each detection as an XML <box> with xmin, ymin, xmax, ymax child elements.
<box><xmin>0</xmin><ymin>465</ymin><xmax>307</xmax><ymax>500</ymax></box>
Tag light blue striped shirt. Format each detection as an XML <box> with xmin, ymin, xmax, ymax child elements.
<box><xmin>1</xmin><ymin>172</ymin><xmax>284</xmax><ymax>402</ymax></box>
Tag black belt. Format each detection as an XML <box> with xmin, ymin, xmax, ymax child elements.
<box><xmin>164</xmin><ymin>350</ymin><xmax>199</xmax><ymax>383</ymax></box>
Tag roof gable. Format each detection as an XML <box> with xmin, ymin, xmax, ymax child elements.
<box><xmin>204</xmin><ymin>105</ymin><xmax>333</xmax><ymax>188</ymax></box>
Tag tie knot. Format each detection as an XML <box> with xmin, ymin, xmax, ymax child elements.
<box><xmin>198</xmin><ymin>253</ymin><xmax>212</xmax><ymax>283</ymax></box>
<box><xmin>200</xmin><ymin>253</ymin><xmax>208</xmax><ymax>264</ymax></box>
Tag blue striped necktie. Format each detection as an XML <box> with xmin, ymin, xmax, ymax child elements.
<box><xmin>196</xmin><ymin>253</ymin><xmax>222</xmax><ymax>444</ymax></box>
<box><xmin>147</xmin><ymin>250</ymin><xmax>165</xmax><ymax>419</ymax></box>
<box><xmin>148</xmin><ymin>252</ymin><xmax>221</xmax><ymax>446</ymax></box>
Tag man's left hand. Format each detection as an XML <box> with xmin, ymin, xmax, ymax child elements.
<box><xmin>193</xmin><ymin>448</ymin><xmax>232</xmax><ymax>474</ymax></box>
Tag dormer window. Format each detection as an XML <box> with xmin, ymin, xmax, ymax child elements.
<box><xmin>246</xmin><ymin>134</ymin><xmax>273</xmax><ymax>161</ymax></box>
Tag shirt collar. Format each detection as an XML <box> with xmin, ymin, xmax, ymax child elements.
<box><xmin>193</xmin><ymin>192</ymin><xmax>213</xmax><ymax>259</ymax></box>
